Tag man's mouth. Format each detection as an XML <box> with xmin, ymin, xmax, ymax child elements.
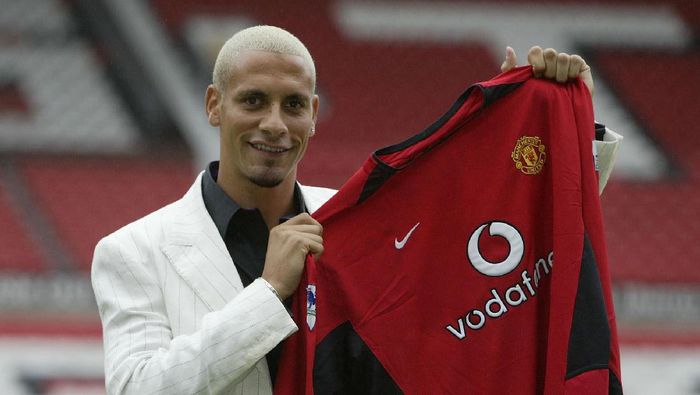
<box><xmin>250</xmin><ymin>143</ymin><xmax>290</xmax><ymax>153</ymax></box>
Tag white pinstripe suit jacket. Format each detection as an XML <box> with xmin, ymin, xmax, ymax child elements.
<box><xmin>91</xmin><ymin>173</ymin><xmax>337</xmax><ymax>394</ymax></box>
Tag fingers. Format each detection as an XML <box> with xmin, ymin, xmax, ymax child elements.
<box><xmin>568</xmin><ymin>54</ymin><xmax>584</xmax><ymax>79</ymax></box>
<box><xmin>500</xmin><ymin>46</ymin><xmax>518</xmax><ymax>72</ymax></box>
<box><xmin>284</xmin><ymin>212</ymin><xmax>321</xmax><ymax>227</ymax></box>
<box><xmin>569</xmin><ymin>54</ymin><xmax>594</xmax><ymax>95</ymax></box>
<box><xmin>263</xmin><ymin>213</ymin><xmax>325</xmax><ymax>299</ymax></box>
<box><xmin>542</xmin><ymin>48</ymin><xmax>557</xmax><ymax>79</ymax></box>
<box><xmin>282</xmin><ymin>224</ymin><xmax>323</xmax><ymax>235</ymax></box>
<box><xmin>526</xmin><ymin>45</ymin><xmax>595</xmax><ymax>95</ymax></box>
<box><xmin>270</xmin><ymin>222</ymin><xmax>324</xmax><ymax>255</ymax></box>
<box><xmin>289</xmin><ymin>214</ymin><xmax>324</xmax><ymax>255</ymax></box>
<box><xmin>280</xmin><ymin>213</ymin><xmax>324</xmax><ymax>238</ymax></box>
<box><xmin>307</xmin><ymin>238</ymin><xmax>324</xmax><ymax>257</ymax></box>
<box><xmin>528</xmin><ymin>46</ymin><xmax>545</xmax><ymax>78</ymax></box>
<box><xmin>555</xmin><ymin>53</ymin><xmax>571</xmax><ymax>83</ymax></box>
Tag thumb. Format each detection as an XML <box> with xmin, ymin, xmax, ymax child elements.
<box><xmin>500</xmin><ymin>46</ymin><xmax>518</xmax><ymax>72</ymax></box>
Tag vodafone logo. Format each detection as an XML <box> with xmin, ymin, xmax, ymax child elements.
<box><xmin>446</xmin><ymin>221</ymin><xmax>553</xmax><ymax>341</ymax></box>
<box><xmin>467</xmin><ymin>222</ymin><xmax>524</xmax><ymax>277</ymax></box>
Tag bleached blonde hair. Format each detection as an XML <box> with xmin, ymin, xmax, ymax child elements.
<box><xmin>212</xmin><ymin>25</ymin><xmax>316</xmax><ymax>91</ymax></box>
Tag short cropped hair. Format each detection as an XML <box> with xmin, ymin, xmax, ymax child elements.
<box><xmin>212</xmin><ymin>25</ymin><xmax>316</xmax><ymax>91</ymax></box>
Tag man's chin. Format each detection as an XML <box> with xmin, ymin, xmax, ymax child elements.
<box><xmin>248</xmin><ymin>175</ymin><xmax>285</xmax><ymax>188</ymax></box>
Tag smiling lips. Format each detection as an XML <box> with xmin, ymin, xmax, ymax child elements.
<box><xmin>250</xmin><ymin>142</ymin><xmax>291</xmax><ymax>154</ymax></box>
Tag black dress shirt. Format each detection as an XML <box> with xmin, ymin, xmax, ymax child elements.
<box><xmin>201</xmin><ymin>161</ymin><xmax>305</xmax><ymax>385</ymax></box>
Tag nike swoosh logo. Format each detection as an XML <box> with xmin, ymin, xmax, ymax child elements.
<box><xmin>395</xmin><ymin>222</ymin><xmax>420</xmax><ymax>250</ymax></box>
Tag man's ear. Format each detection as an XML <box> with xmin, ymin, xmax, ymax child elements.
<box><xmin>310</xmin><ymin>94</ymin><xmax>320</xmax><ymax>136</ymax></box>
<box><xmin>205</xmin><ymin>85</ymin><xmax>221</xmax><ymax>127</ymax></box>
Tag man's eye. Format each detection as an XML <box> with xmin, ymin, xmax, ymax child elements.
<box><xmin>244</xmin><ymin>96</ymin><xmax>260</xmax><ymax>106</ymax></box>
<box><xmin>287</xmin><ymin>100</ymin><xmax>304</xmax><ymax>109</ymax></box>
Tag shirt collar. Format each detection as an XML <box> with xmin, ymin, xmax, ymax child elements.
<box><xmin>289</xmin><ymin>181</ymin><xmax>307</xmax><ymax>221</ymax></box>
<box><xmin>202</xmin><ymin>161</ymin><xmax>240</xmax><ymax>238</ymax></box>
<box><xmin>201</xmin><ymin>161</ymin><xmax>307</xmax><ymax>237</ymax></box>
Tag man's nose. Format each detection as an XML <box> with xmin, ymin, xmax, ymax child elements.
<box><xmin>259</xmin><ymin>104</ymin><xmax>288</xmax><ymax>136</ymax></box>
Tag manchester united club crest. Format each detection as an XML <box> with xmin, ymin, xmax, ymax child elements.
<box><xmin>306</xmin><ymin>284</ymin><xmax>317</xmax><ymax>331</ymax></box>
<box><xmin>512</xmin><ymin>136</ymin><xmax>546</xmax><ymax>175</ymax></box>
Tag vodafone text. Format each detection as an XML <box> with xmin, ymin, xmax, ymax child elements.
<box><xmin>446</xmin><ymin>251</ymin><xmax>554</xmax><ymax>340</ymax></box>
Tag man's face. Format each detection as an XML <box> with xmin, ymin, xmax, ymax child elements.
<box><xmin>206</xmin><ymin>50</ymin><xmax>318</xmax><ymax>189</ymax></box>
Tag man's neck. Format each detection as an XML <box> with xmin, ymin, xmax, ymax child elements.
<box><xmin>217</xmin><ymin>172</ymin><xmax>297</xmax><ymax>230</ymax></box>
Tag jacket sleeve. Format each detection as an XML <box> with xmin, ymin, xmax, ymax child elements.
<box><xmin>594</xmin><ymin>126</ymin><xmax>623</xmax><ymax>195</ymax></box>
<box><xmin>91</xmin><ymin>232</ymin><xmax>297</xmax><ymax>395</ymax></box>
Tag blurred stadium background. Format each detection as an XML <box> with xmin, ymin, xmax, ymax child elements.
<box><xmin>0</xmin><ymin>0</ymin><xmax>698</xmax><ymax>393</ymax></box>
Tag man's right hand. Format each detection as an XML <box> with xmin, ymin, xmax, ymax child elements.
<box><xmin>501</xmin><ymin>46</ymin><xmax>594</xmax><ymax>96</ymax></box>
<box><xmin>262</xmin><ymin>213</ymin><xmax>323</xmax><ymax>300</ymax></box>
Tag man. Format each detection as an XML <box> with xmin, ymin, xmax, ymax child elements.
<box><xmin>91</xmin><ymin>25</ymin><xmax>620</xmax><ymax>394</ymax></box>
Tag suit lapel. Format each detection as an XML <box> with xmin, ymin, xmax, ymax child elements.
<box><xmin>160</xmin><ymin>173</ymin><xmax>243</xmax><ymax>312</ymax></box>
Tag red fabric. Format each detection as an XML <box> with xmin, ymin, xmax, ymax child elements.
<box><xmin>276</xmin><ymin>67</ymin><xmax>619</xmax><ymax>394</ymax></box>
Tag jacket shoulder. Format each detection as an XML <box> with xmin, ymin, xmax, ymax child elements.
<box><xmin>92</xmin><ymin>199</ymin><xmax>180</xmax><ymax>272</ymax></box>
<box><xmin>104</xmin><ymin>199</ymin><xmax>178</xmax><ymax>243</ymax></box>
<box><xmin>98</xmin><ymin>174</ymin><xmax>202</xmax><ymax>246</ymax></box>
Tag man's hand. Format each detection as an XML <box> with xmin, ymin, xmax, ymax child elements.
<box><xmin>501</xmin><ymin>45</ymin><xmax>594</xmax><ymax>96</ymax></box>
<box><xmin>262</xmin><ymin>213</ymin><xmax>323</xmax><ymax>300</ymax></box>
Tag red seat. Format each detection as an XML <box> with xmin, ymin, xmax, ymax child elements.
<box><xmin>18</xmin><ymin>155</ymin><xmax>194</xmax><ymax>271</ymax></box>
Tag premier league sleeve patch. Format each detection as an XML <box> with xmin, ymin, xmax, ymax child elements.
<box><xmin>306</xmin><ymin>284</ymin><xmax>317</xmax><ymax>331</ymax></box>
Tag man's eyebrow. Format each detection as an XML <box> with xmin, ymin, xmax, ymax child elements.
<box><xmin>286</xmin><ymin>93</ymin><xmax>310</xmax><ymax>102</ymax></box>
<box><xmin>235</xmin><ymin>89</ymin><xmax>267</xmax><ymax>99</ymax></box>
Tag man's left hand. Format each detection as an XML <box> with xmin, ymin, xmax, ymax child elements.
<box><xmin>501</xmin><ymin>46</ymin><xmax>594</xmax><ymax>96</ymax></box>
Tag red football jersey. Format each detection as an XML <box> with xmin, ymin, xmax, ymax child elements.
<box><xmin>276</xmin><ymin>67</ymin><xmax>621</xmax><ymax>394</ymax></box>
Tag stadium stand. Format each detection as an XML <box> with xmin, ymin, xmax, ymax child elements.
<box><xmin>0</xmin><ymin>82</ymin><xmax>29</xmax><ymax>116</ymax></box>
<box><xmin>0</xmin><ymin>0</ymin><xmax>187</xmax><ymax>276</ymax></box>
<box><xmin>0</xmin><ymin>179</ymin><xmax>44</xmax><ymax>273</ymax></box>
<box><xmin>0</xmin><ymin>0</ymin><xmax>72</xmax><ymax>36</ymax></box>
<box><xmin>0</xmin><ymin>0</ymin><xmax>139</xmax><ymax>153</ymax></box>
<box><xmin>596</xmin><ymin>50</ymin><xmax>700</xmax><ymax>283</ymax></box>
<box><xmin>18</xmin><ymin>155</ymin><xmax>194</xmax><ymax>272</ymax></box>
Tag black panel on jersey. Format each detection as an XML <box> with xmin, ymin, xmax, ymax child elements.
<box><xmin>481</xmin><ymin>82</ymin><xmax>523</xmax><ymax>107</ymax></box>
<box><xmin>609</xmin><ymin>370</ymin><xmax>624</xmax><ymax>395</ymax></box>
<box><xmin>566</xmin><ymin>234</ymin><xmax>612</xmax><ymax>379</ymax></box>
<box><xmin>313</xmin><ymin>321</ymin><xmax>403</xmax><ymax>394</ymax></box>
<box><xmin>357</xmin><ymin>161</ymin><xmax>396</xmax><ymax>205</ymax></box>
<box><xmin>359</xmin><ymin>81</ymin><xmax>525</xmax><ymax>204</ymax></box>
